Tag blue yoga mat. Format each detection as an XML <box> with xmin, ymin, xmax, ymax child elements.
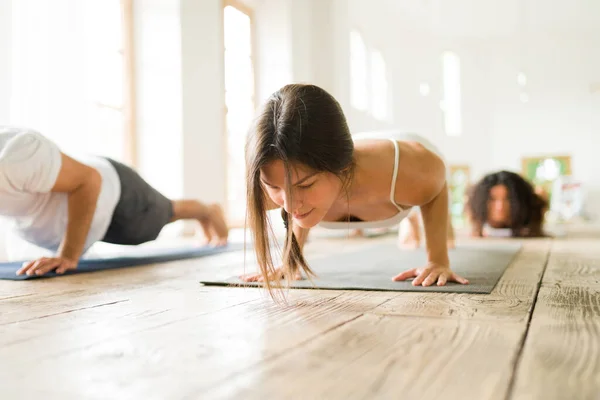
<box><xmin>0</xmin><ymin>242</ymin><xmax>243</xmax><ymax>280</ymax></box>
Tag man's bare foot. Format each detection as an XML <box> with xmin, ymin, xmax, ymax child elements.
<box><xmin>398</xmin><ymin>236</ymin><xmax>420</xmax><ymax>249</ymax></box>
<box><xmin>198</xmin><ymin>204</ymin><xmax>229</xmax><ymax>246</ymax></box>
<box><xmin>350</xmin><ymin>229</ymin><xmax>365</xmax><ymax>238</ymax></box>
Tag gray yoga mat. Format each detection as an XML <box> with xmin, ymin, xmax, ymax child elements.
<box><xmin>200</xmin><ymin>242</ymin><xmax>522</xmax><ymax>294</ymax></box>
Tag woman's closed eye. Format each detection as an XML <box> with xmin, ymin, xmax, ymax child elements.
<box><xmin>297</xmin><ymin>181</ymin><xmax>315</xmax><ymax>190</ymax></box>
<box><xmin>261</xmin><ymin>178</ymin><xmax>316</xmax><ymax>190</ymax></box>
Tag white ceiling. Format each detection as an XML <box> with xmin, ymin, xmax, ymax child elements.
<box><xmin>382</xmin><ymin>0</ymin><xmax>600</xmax><ymax>38</ymax></box>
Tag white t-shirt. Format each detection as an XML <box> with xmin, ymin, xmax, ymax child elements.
<box><xmin>0</xmin><ymin>126</ymin><xmax>121</xmax><ymax>256</ymax></box>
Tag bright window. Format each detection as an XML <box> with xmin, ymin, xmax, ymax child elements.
<box><xmin>350</xmin><ymin>31</ymin><xmax>390</xmax><ymax>120</ymax></box>
<box><xmin>349</xmin><ymin>30</ymin><xmax>368</xmax><ymax>111</ymax></box>
<box><xmin>224</xmin><ymin>4</ymin><xmax>255</xmax><ymax>225</ymax></box>
<box><xmin>10</xmin><ymin>0</ymin><xmax>130</xmax><ymax>162</ymax></box>
<box><xmin>442</xmin><ymin>51</ymin><xmax>462</xmax><ymax>136</ymax></box>
<box><xmin>370</xmin><ymin>49</ymin><xmax>388</xmax><ymax>121</ymax></box>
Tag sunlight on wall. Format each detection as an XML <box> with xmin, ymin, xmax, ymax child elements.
<box><xmin>9</xmin><ymin>0</ymin><xmax>126</xmax><ymax>161</ymax></box>
<box><xmin>441</xmin><ymin>50</ymin><xmax>462</xmax><ymax>136</ymax></box>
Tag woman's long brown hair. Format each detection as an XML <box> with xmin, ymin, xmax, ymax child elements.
<box><xmin>245</xmin><ymin>84</ymin><xmax>354</xmax><ymax>299</ymax></box>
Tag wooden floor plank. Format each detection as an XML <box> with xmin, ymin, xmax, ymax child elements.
<box><xmin>510</xmin><ymin>240</ymin><xmax>600</xmax><ymax>400</ymax></box>
<box><xmin>201</xmin><ymin>240</ymin><xmax>552</xmax><ymax>400</ymax></box>
<box><xmin>0</xmin><ymin>289</ymin><xmax>396</xmax><ymax>399</ymax></box>
<box><xmin>0</xmin><ymin>248</ymin><xmax>265</xmax><ymax>325</ymax></box>
<box><xmin>0</xmin><ymin>287</ymin><xmax>264</xmax><ymax>361</ymax></box>
<box><xmin>204</xmin><ymin>314</ymin><xmax>525</xmax><ymax>400</ymax></box>
<box><xmin>6</xmin><ymin>230</ymin><xmax>600</xmax><ymax>400</ymax></box>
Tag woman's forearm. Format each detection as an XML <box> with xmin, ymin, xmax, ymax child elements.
<box><xmin>420</xmin><ymin>182</ymin><xmax>450</xmax><ymax>265</ymax></box>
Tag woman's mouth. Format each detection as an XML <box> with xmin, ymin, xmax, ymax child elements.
<box><xmin>293</xmin><ymin>209</ymin><xmax>314</xmax><ymax>220</ymax></box>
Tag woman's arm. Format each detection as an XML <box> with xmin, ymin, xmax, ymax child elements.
<box><xmin>392</xmin><ymin>142</ymin><xmax>447</xmax><ymax>208</ymax></box>
<box><xmin>391</xmin><ymin>142</ymin><xmax>468</xmax><ymax>286</ymax></box>
<box><xmin>420</xmin><ymin>181</ymin><xmax>451</xmax><ymax>266</ymax></box>
<box><xmin>392</xmin><ymin>142</ymin><xmax>449</xmax><ymax>264</ymax></box>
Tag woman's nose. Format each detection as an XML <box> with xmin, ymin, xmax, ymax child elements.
<box><xmin>282</xmin><ymin>193</ymin><xmax>303</xmax><ymax>214</ymax></box>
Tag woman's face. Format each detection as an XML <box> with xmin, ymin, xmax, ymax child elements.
<box><xmin>260</xmin><ymin>160</ymin><xmax>343</xmax><ymax>229</ymax></box>
<box><xmin>487</xmin><ymin>184</ymin><xmax>511</xmax><ymax>227</ymax></box>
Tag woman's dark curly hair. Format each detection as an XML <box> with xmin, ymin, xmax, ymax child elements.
<box><xmin>466</xmin><ymin>170</ymin><xmax>548</xmax><ymax>238</ymax></box>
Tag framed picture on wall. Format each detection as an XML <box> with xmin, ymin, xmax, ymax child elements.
<box><xmin>521</xmin><ymin>155</ymin><xmax>572</xmax><ymax>203</ymax></box>
<box><xmin>550</xmin><ymin>176</ymin><xmax>586</xmax><ymax>222</ymax></box>
<box><xmin>448</xmin><ymin>165</ymin><xmax>471</xmax><ymax>227</ymax></box>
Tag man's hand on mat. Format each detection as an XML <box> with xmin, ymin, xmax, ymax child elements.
<box><xmin>16</xmin><ymin>256</ymin><xmax>78</xmax><ymax>276</ymax></box>
<box><xmin>391</xmin><ymin>262</ymin><xmax>469</xmax><ymax>286</ymax></box>
<box><xmin>240</xmin><ymin>267</ymin><xmax>302</xmax><ymax>282</ymax></box>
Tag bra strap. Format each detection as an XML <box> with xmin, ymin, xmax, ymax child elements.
<box><xmin>389</xmin><ymin>139</ymin><xmax>403</xmax><ymax>212</ymax></box>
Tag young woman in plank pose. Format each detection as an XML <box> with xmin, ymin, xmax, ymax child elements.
<box><xmin>466</xmin><ymin>170</ymin><xmax>548</xmax><ymax>238</ymax></box>
<box><xmin>242</xmin><ymin>84</ymin><xmax>468</xmax><ymax>294</ymax></box>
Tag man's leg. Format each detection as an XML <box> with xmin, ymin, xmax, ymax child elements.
<box><xmin>170</xmin><ymin>200</ymin><xmax>229</xmax><ymax>245</ymax></box>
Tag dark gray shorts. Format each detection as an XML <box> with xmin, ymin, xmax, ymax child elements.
<box><xmin>101</xmin><ymin>158</ymin><xmax>174</xmax><ymax>245</ymax></box>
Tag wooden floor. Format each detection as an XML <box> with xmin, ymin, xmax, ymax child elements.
<box><xmin>1</xmin><ymin>226</ymin><xmax>599</xmax><ymax>400</ymax></box>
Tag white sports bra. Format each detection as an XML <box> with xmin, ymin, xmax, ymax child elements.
<box><xmin>317</xmin><ymin>138</ymin><xmax>413</xmax><ymax>230</ymax></box>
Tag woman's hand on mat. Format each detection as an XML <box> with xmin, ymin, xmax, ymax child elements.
<box><xmin>16</xmin><ymin>256</ymin><xmax>78</xmax><ymax>276</ymax></box>
<box><xmin>391</xmin><ymin>262</ymin><xmax>469</xmax><ymax>286</ymax></box>
<box><xmin>240</xmin><ymin>266</ymin><xmax>302</xmax><ymax>282</ymax></box>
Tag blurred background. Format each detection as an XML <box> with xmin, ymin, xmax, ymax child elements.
<box><xmin>1</xmin><ymin>0</ymin><xmax>598</xmax><ymax>255</ymax></box>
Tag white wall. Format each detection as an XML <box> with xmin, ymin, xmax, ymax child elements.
<box><xmin>488</xmin><ymin>36</ymin><xmax>598</xmax><ymax>170</ymax></box>
<box><xmin>384</xmin><ymin>36</ymin><xmax>494</xmax><ymax>181</ymax></box>
<box><xmin>134</xmin><ymin>0</ymin><xmax>226</xmax><ymax>235</ymax></box>
<box><xmin>0</xmin><ymin>0</ymin><xmax>11</xmax><ymax>123</ymax></box>
<box><xmin>0</xmin><ymin>0</ymin><xmax>11</xmax><ymax>259</ymax></box>
<box><xmin>330</xmin><ymin>0</ymin><xmax>493</xmax><ymax>179</ymax></box>
<box><xmin>180</xmin><ymin>0</ymin><xmax>225</xmax><ymax>205</ymax></box>
<box><xmin>254</xmin><ymin>0</ymin><xmax>337</xmax><ymax>103</ymax></box>
<box><xmin>254</xmin><ymin>0</ymin><xmax>293</xmax><ymax>103</ymax></box>
<box><xmin>134</xmin><ymin>0</ymin><xmax>184</xmax><ymax>201</ymax></box>
<box><xmin>323</xmin><ymin>0</ymin><xmax>600</xmax><ymax>218</ymax></box>
<box><xmin>134</xmin><ymin>0</ymin><xmax>225</xmax><ymax>209</ymax></box>
<box><xmin>488</xmin><ymin>35</ymin><xmax>600</xmax><ymax>217</ymax></box>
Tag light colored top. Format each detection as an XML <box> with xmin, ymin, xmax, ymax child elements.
<box><xmin>482</xmin><ymin>224</ymin><xmax>513</xmax><ymax>237</ymax></box>
<box><xmin>318</xmin><ymin>137</ymin><xmax>413</xmax><ymax>230</ymax></box>
<box><xmin>0</xmin><ymin>126</ymin><xmax>121</xmax><ymax>255</ymax></box>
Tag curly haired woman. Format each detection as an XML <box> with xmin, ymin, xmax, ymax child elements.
<box><xmin>466</xmin><ymin>170</ymin><xmax>548</xmax><ymax>238</ymax></box>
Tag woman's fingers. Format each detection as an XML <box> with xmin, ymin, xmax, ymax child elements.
<box><xmin>391</xmin><ymin>268</ymin><xmax>417</xmax><ymax>281</ymax></box>
<box><xmin>451</xmin><ymin>272</ymin><xmax>469</xmax><ymax>285</ymax></box>
<box><xmin>421</xmin><ymin>271</ymin><xmax>440</xmax><ymax>287</ymax></box>
<box><xmin>437</xmin><ymin>274</ymin><xmax>448</xmax><ymax>286</ymax></box>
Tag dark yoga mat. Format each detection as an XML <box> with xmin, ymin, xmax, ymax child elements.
<box><xmin>200</xmin><ymin>242</ymin><xmax>522</xmax><ymax>294</ymax></box>
<box><xmin>0</xmin><ymin>243</ymin><xmax>243</xmax><ymax>280</ymax></box>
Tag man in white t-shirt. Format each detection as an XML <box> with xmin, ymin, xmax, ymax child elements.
<box><xmin>0</xmin><ymin>126</ymin><xmax>229</xmax><ymax>277</ymax></box>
